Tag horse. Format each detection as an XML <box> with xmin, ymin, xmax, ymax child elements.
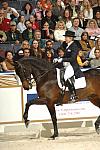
<box><xmin>14</xmin><ymin>57</ymin><xmax>100</xmax><ymax>139</ymax></box>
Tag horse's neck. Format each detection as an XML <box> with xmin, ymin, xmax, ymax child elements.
<box><xmin>32</xmin><ymin>67</ymin><xmax>56</xmax><ymax>84</ymax></box>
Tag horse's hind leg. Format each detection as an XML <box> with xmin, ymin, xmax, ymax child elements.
<box><xmin>23</xmin><ymin>98</ymin><xmax>47</xmax><ymax>127</ymax></box>
<box><xmin>95</xmin><ymin>115</ymin><xmax>100</xmax><ymax>134</ymax></box>
<box><xmin>47</xmin><ymin>104</ymin><xmax>58</xmax><ymax>139</ymax></box>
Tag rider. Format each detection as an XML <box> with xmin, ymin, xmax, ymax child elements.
<box><xmin>55</xmin><ymin>30</ymin><xmax>84</xmax><ymax>105</ymax></box>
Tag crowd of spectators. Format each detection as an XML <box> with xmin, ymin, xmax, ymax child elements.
<box><xmin>0</xmin><ymin>0</ymin><xmax>100</xmax><ymax>72</ymax></box>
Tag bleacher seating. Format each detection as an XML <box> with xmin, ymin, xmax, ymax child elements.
<box><xmin>0</xmin><ymin>0</ymin><xmax>36</xmax><ymax>10</ymax></box>
<box><xmin>0</xmin><ymin>43</ymin><xmax>21</xmax><ymax>54</ymax></box>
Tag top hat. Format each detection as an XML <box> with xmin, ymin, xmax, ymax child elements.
<box><xmin>63</xmin><ymin>30</ymin><xmax>76</xmax><ymax>37</ymax></box>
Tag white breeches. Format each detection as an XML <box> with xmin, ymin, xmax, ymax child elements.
<box><xmin>64</xmin><ymin>64</ymin><xmax>74</xmax><ymax>81</ymax></box>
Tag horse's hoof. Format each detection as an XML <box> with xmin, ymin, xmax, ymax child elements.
<box><xmin>25</xmin><ymin>120</ymin><xmax>30</xmax><ymax>128</ymax></box>
<box><xmin>96</xmin><ymin>127</ymin><xmax>100</xmax><ymax>134</ymax></box>
<box><xmin>49</xmin><ymin>134</ymin><xmax>58</xmax><ymax>140</ymax></box>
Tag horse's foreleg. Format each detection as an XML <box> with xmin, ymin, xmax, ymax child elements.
<box><xmin>95</xmin><ymin>115</ymin><xmax>100</xmax><ymax>134</ymax></box>
<box><xmin>47</xmin><ymin>105</ymin><xmax>58</xmax><ymax>139</ymax></box>
<box><xmin>23</xmin><ymin>98</ymin><xmax>47</xmax><ymax>127</ymax></box>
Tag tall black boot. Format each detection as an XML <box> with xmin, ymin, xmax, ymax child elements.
<box><xmin>65</xmin><ymin>77</ymin><xmax>78</xmax><ymax>103</ymax></box>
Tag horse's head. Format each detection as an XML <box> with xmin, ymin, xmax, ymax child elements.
<box><xmin>14</xmin><ymin>61</ymin><xmax>32</xmax><ymax>90</ymax></box>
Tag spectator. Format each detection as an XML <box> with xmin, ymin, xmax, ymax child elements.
<box><xmin>90</xmin><ymin>48</ymin><xmax>100</xmax><ymax>68</ymax></box>
<box><xmin>6</xmin><ymin>21</ymin><xmax>21</xmax><ymax>44</ymax></box>
<box><xmin>78</xmin><ymin>10</ymin><xmax>88</xmax><ymax>29</ymax></box>
<box><xmin>54</xmin><ymin>20</ymin><xmax>66</xmax><ymax>43</ymax></box>
<box><xmin>93</xmin><ymin>0</ymin><xmax>100</xmax><ymax>18</ymax></box>
<box><xmin>53</xmin><ymin>47</ymin><xmax>65</xmax><ymax>66</ymax></box>
<box><xmin>69</xmin><ymin>17</ymin><xmax>84</xmax><ymax>49</ymax></box>
<box><xmin>30</xmin><ymin>40</ymin><xmax>43</xmax><ymax>58</ymax></box>
<box><xmin>52</xmin><ymin>0</ymin><xmax>64</xmax><ymax>20</ymax></box>
<box><xmin>17</xmin><ymin>15</ymin><xmax>26</xmax><ymax>33</ymax></box>
<box><xmin>23</xmin><ymin>48</ymin><xmax>30</xmax><ymax>58</ymax></box>
<box><xmin>41</xmin><ymin>10</ymin><xmax>57</xmax><ymax>30</ymax></box>
<box><xmin>94</xmin><ymin>10</ymin><xmax>100</xmax><ymax>28</ymax></box>
<box><xmin>22</xmin><ymin>20</ymin><xmax>34</xmax><ymax>42</ymax></box>
<box><xmin>14</xmin><ymin>40</ymin><xmax>30</xmax><ymax>60</ymax></box>
<box><xmin>1</xmin><ymin>1</ymin><xmax>19</xmax><ymax>20</ymax></box>
<box><xmin>82</xmin><ymin>0</ymin><xmax>93</xmax><ymax>20</ymax></box>
<box><xmin>79</xmin><ymin>31</ymin><xmax>95</xmax><ymax>58</ymax></box>
<box><xmin>70</xmin><ymin>0</ymin><xmax>80</xmax><ymax>19</ymax></box>
<box><xmin>85</xmin><ymin>19</ymin><xmax>100</xmax><ymax>39</ymax></box>
<box><xmin>33</xmin><ymin>0</ymin><xmax>43</xmax><ymax>28</ymax></box>
<box><xmin>0</xmin><ymin>30</ymin><xmax>7</xmax><ymax>42</ymax></box>
<box><xmin>77</xmin><ymin>49</ymin><xmax>89</xmax><ymax>68</ymax></box>
<box><xmin>0</xmin><ymin>9</ymin><xmax>10</xmax><ymax>32</ymax></box>
<box><xmin>69</xmin><ymin>17</ymin><xmax>84</xmax><ymax>41</ymax></box>
<box><xmin>0</xmin><ymin>55</ymin><xmax>4</xmax><ymax>72</ymax></box>
<box><xmin>21</xmin><ymin>2</ymin><xmax>34</xmax><ymax>20</ymax></box>
<box><xmin>44</xmin><ymin>49</ymin><xmax>54</xmax><ymax>63</ymax></box>
<box><xmin>62</xmin><ymin>8</ymin><xmax>72</xmax><ymax>29</ymax></box>
<box><xmin>41</xmin><ymin>21</ymin><xmax>54</xmax><ymax>40</ymax></box>
<box><xmin>2</xmin><ymin>50</ymin><xmax>15</xmax><ymax>71</ymax></box>
<box><xmin>89</xmin><ymin>38</ymin><xmax>100</xmax><ymax>58</ymax></box>
<box><xmin>33</xmin><ymin>29</ymin><xmax>46</xmax><ymax>50</ymax></box>
<box><xmin>44</xmin><ymin>39</ymin><xmax>57</xmax><ymax>57</ymax></box>
<box><xmin>29</xmin><ymin>15</ymin><xmax>40</xmax><ymax>30</ymax></box>
<box><xmin>40</xmin><ymin>0</ymin><xmax>53</xmax><ymax>13</ymax></box>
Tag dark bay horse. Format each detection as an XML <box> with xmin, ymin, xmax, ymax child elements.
<box><xmin>14</xmin><ymin>57</ymin><xmax>100</xmax><ymax>139</ymax></box>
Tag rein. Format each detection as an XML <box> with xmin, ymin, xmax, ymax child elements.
<box><xmin>30</xmin><ymin>68</ymin><xmax>54</xmax><ymax>84</ymax></box>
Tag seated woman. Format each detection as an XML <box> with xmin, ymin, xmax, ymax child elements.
<box><xmin>2</xmin><ymin>51</ymin><xmax>15</xmax><ymax>72</ymax></box>
<box><xmin>85</xmin><ymin>19</ymin><xmax>100</xmax><ymax>39</ymax></box>
<box><xmin>41</xmin><ymin>21</ymin><xmax>54</xmax><ymax>41</ymax></box>
<box><xmin>30</xmin><ymin>40</ymin><xmax>43</xmax><ymax>58</ymax></box>
<box><xmin>79</xmin><ymin>31</ymin><xmax>95</xmax><ymax>58</ymax></box>
<box><xmin>54</xmin><ymin>20</ymin><xmax>66</xmax><ymax>43</ymax></box>
<box><xmin>77</xmin><ymin>50</ymin><xmax>89</xmax><ymax>68</ymax></box>
<box><xmin>44</xmin><ymin>49</ymin><xmax>54</xmax><ymax>63</ymax></box>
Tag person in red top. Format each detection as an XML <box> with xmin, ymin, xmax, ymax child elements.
<box><xmin>0</xmin><ymin>9</ymin><xmax>10</xmax><ymax>32</ymax></box>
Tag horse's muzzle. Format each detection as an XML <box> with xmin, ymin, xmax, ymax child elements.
<box><xmin>22</xmin><ymin>80</ymin><xmax>30</xmax><ymax>90</ymax></box>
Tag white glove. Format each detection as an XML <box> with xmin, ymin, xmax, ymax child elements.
<box><xmin>53</xmin><ymin>58</ymin><xmax>58</xmax><ymax>63</ymax></box>
<box><xmin>57</xmin><ymin>58</ymin><xmax>63</xmax><ymax>63</ymax></box>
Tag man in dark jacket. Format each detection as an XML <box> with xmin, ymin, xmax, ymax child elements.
<box><xmin>56</xmin><ymin>30</ymin><xmax>85</xmax><ymax>105</ymax></box>
<box><xmin>6</xmin><ymin>21</ymin><xmax>21</xmax><ymax>44</ymax></box>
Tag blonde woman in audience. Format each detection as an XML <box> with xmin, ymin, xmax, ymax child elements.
<box><xmin>85</xmin><ymin>19</ymin><xmax>100</xmax><ymax>38</ymax></box>
<box><xmin>54</xmin><ymin>20</ymin><xmax>66</xmax><ymax>43</ymax></box>
<box><xmin>82</xmin><ymin>0</ymin><xmax>93</xmax><ymax>20</ymax></box>
<box><xmin>2</xmin><ymin>51</ymin><xmax>15</xmax><ymax>71</ymax></box>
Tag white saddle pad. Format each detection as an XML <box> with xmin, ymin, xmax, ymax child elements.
<box><xmin>56</xmin><ymin>68</ymin><xmax>86</xmax><ymax>91</ymax></box>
